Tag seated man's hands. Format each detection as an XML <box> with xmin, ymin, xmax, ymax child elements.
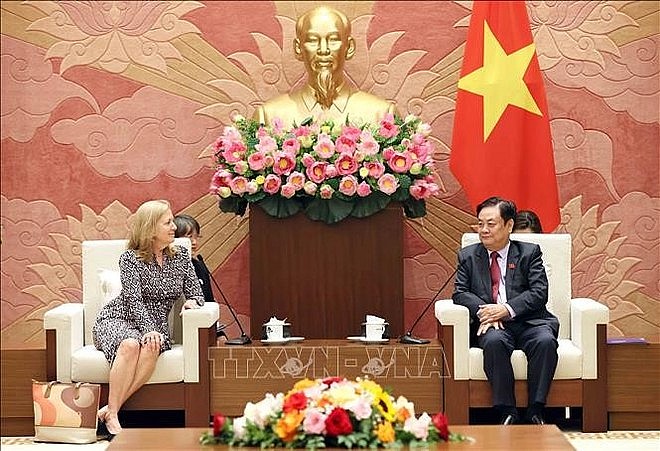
<box><xmin>477</xmin><ymin>320</ymin><xmax>504</xmax><ymax>335</ymax></box>
<box><xmin>476</xmin><ymin>304</ymin><xmax>510</xmax><ymax>336</ymax></box>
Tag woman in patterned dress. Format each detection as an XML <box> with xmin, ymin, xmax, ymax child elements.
<box><xmin>93</xmin><ymin>200</ymin><xmax>204</xmax><ymax>434</ymax></box>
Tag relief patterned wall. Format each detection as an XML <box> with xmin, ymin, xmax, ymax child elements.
<box><xmin>1</xmin><ymin>1</ymin><xmax>658</xmax><ymax>348</ymax></box>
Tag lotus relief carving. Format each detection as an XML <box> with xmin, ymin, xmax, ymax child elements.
<box><xmin>26</xmin><ymin>1</ymin><xmax>204</xmax><ymax>74</ymax></box>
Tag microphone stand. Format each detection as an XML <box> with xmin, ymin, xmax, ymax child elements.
<box><xmin>399</xmin><ymin>266</ymin><xmax>459</xmax><ymax>345</ymax></box>
<box><xmin>203</xmin><ymin>257</ymin><xmax>251</xmax><ymax>345</ymax></box>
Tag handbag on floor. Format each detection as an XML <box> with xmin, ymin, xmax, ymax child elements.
<box><xmin>32</xmin><ymin>380</ymin><xmax>100</xmax><ymax>444</ymax></box>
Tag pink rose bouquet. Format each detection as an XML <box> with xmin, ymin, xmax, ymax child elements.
<box><xmin>200</xmin><ymin>377</ymin><xmax>469</xmax><ymax>448</ymax></box>
<box><xmin>209</xmin><ymin>114</ymin><xmax>440</xmax><ymax>224</ymax></box>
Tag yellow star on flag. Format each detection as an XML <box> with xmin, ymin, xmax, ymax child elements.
<box><xmin>458</xmin><ymin>20</ymin><xmax>542</xmax><ymax>142</ymax></box>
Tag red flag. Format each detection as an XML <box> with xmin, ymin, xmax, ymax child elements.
<box><xmin>450</xmin><ymin>1</ymin><xmax>560</xmax><ymax>231</ymax></box>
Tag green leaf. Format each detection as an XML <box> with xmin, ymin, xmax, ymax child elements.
<box><xmin>326</xmin><ymin>178</ymin><xmax>340</xmax><ymax>190</ymax></box>
<box><xmin>391</xmin><ymin>189</ymin><xmax>407</xmax><ymax>202</ymax></box>
<box><xmin>305</xmin><ymin>198</ymin><xmax>354</xmax><ymax>224</ymax></box>
<box><xmin>257</xmin><ymin>196</ymin><xmax>301</xmax><ymax>219</ymax></box>
<box><xmin>218</xmin><ymin>197</ymin><xmax>248</xmax><ymax>216</ymax></box>
<box><xmin>334</xmin><ymin>191</ymin><xmax>353</xmax><ymax>202</ymax></box>
<box><xmin>246</xmin><ymin>191</ymin><xmax>266</xmax><ymax>203</ymax></box>
<box><xmin>351</xmin><ymin>192</ymin><xmax>391</xmax><ymax>218</ymax></box>
<box><xmin>402</xmin><ymin>199</ymin><xmax>426</xmax><ymax>218</ymax></box>
<box><xmin>397</xmin><ymin>174</ymin><xmax>412</xmax><ymax>191</ymax></box>
<box><xmin>389</xmin><ymin>175</ymin><xmax>411</xmax><ymax>202</ymax></box>
<box><xmin>301</xmin><ymin>116</ymin><xmax>314</xmax><ymax>126</ymax></box>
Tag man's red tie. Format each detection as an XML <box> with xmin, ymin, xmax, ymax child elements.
<box><xmin>490</xmin><ymin>252</ymin><xmax>501</xmax><ymax>303</ymax></box>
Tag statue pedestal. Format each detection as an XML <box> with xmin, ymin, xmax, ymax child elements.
<box><xmin>249</xmin><ymin>204</ymin><xmax>403</xmax><ymax>339</ymax></box>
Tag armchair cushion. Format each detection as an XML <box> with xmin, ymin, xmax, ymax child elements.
<box><xmin>67</xmin><ymin>303</ymin><xmax>218</xmax><ymax>384</ymax></box>
<box><xmin>467</xmin><ymin>339</ymin><xmax>583</xmax><ymax>380</ymax></box>
<box><xmin>98</xmin><ymin>268</ymin><xmax>121</xmax><ymax>300</ymax></box>
<box><xmin>71</xmin><ymin>345</ymin><xmax>184</xmax><ymax>384</ymax></box>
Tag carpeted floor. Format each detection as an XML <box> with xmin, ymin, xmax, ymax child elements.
<box><xmin>0</xmin><ymin>436</ymin><xmax>111</xmax><ymax>449</ymax></box>
<box><xmin>565</xmin><ymin>430</ymin><xmax>660</xmax><ymax>450</ymax></box>
<box><xmin>2</xmin><ymin>431</ymin><xmax>659</xmax><ymax>450</ymax></box>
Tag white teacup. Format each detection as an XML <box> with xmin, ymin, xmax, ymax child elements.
<box><xmin>365</xmin><ymin>323</ymin><xmax>385</xmax><ymax>341</ymax></box>
<box><xmin>265</xmin><ymin>324</ymin><xmax>284</xmax><ymax>341</ymax></box>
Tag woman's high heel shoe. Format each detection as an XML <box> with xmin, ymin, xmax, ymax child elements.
<box><xmin>97</xmin><ymin>405</ymin><xmax>109</xmax><ymax>422</ymax></box>
<box><xmin>104</xmin><ymin>411</ymin><xmax>123</xmax><ymax>435</ymax></box>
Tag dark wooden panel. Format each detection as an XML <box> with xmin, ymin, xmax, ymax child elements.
<box><xmin>120</xmin><ymin>384</ymin><xmax>185</xmax><ymax>409</ymax></box>
<box><xmin>0</xmin><ymin>417</ymin><xmax>34</xmax><ymax>437</ymax></box>
<box><xmin>250</xmin><ymin>204</ymin><xmax>404</xmax><ymax>339</ymax></box>
<box><xmin>467</xmin><ymin>380</ymin><xmax>583</xmax><ymax>407</ymax></box>
<box><xmin>439</xmin><ymin>324</ymin><xmax>470</xmax><ymax>424</ymax></box>
<box><xmin>1</xmin><ymin>349</ymin><xmax>46</xmax><ymax>436</ymax></box>
<box><xmin>210</xmin><ymin>339</ymin><xmax>442</xmax><ymax>416</ymax></box>
<box><xmin>609</xmin><ymin>412</ymin><xmax>660</xmax><ymax>430</ymax></box>
<box><xmin>582</xmin><ymin>324</ymin><xmax>608</xmax><ymax>432</ymax></box>
<box><xmin>607</xmin><ymin>343</ymin><xmax>660</xmax><ymax>412</ymax></box>
<box><xmin>0</xmin><ymin>349</ymin><xmax>46</xmax><ymax>418</ymax></box>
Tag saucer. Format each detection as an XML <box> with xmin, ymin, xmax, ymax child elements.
<box><xmin>347</xmin><ymin>336</ymin><xmax>389</xmax><ymax>344</ymax></box>
<box><xmin>263</xmin><ymin>323</ymin><xmax>291</xmax><ymax>327</ymax></box>
<box><xmin>261</xmin><ymin>336</ymin><xmax>304</xmax><ymax>345</ymax></box>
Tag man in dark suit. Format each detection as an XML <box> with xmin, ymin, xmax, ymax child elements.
<box><xmin>453</xmin><ymin>197</ymin><xmax>558</xmax><ymax>425</ymax></box>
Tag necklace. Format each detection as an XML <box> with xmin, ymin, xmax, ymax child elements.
<box><xmin>154</xmin><ymin>251</ymin><xmax>164</xmax><ymax>267</ymax></box>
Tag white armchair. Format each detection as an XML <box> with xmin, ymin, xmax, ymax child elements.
<box><xmin>435</xmin><ymin>233</ymin><xmax>609</xmax><ymax>432</ymax></box>
<box><xmin>44</xmin><ymin>239</ymin><xmax>219</xmax><ymax>427</ymax></box>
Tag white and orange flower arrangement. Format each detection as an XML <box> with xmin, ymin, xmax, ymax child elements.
<box><xmin>200</xmin><ymin>377</ymin><xmax>468</xmax><ymax>448</ymax></box>
<box><xmin>208</xmin><ymin>114</ymin><xmax>440</xmax><ymax>224</ymax></box>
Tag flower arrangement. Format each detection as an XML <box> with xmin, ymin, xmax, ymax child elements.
<box><xmin>200</xmin><ymin>377</ymin><xmax>468</xmax><ymax>448</ymax></box>
<box><xmin>208</xmin><ymin>114</ymin><xmax>440</xmax><ymax>224</ymax></box>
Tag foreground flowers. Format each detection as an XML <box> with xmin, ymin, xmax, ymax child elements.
<box><xmin>200</xmin><ymin>377</ymin><xmax>469</xmax><ymax>448</ymax></box>
<box><xmin>209</xmin><ymin>114</ymin><xmax>440</xmax><ymax>224</ymax></box>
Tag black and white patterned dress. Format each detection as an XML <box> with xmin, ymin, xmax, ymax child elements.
<box><xmin>93</xmin><ymin>245</ymin><xmax>204</xmax><ymax>364</ymax></box>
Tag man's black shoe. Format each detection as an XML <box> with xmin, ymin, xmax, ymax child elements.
<box><xmin>529</xmin><ymin>414</ymin><xmax>545</xmax><ymax>425</ymax></box>
<box><xmin>500</xmin><ymin>414</ymin><xmax>517</xmax><ymax>425</ymax></box>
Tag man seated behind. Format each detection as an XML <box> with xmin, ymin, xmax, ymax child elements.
<box><xmin>255</xmin><ymin>5</ymin><xmax>396</xmax><ymax>128</ymax></box>
<box><xmin>453</xmin><ymin>196</ymin><xmax>558</xmax><ymax>425</ymax></box>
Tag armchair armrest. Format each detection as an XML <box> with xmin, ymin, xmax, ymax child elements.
<box><xmin>570</xmin><ymin>297</ymin><xmax>609</xmax><ymax>379</ymax></box>
<box><xmin>435</xmin><ymin>299</ymin><xmax>470</xmax><ymax>380</ymax></box>
<box><xmin>44</xmin><ymin>303</ymin><xmax>84</xmax><ymax>383</ymax></box>
<box><xmin>182</xmin><ymin>302</ymin><xmax>219</xmax><ymax>383</ymax></box>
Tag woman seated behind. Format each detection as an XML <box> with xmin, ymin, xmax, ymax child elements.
<box><xmin>173</xmin><ymin>214</ymin><xmax>214</xmax><ymax>304</ymax></box>
<box><xmin>513</xmin><ymin>210</ymin><xmax>543</xmax><ymax>233</ymax></box>
<box><xmin>92</xmin><ymin>200</ymin><xmax>204</xmax><ymax>434</ymax></box>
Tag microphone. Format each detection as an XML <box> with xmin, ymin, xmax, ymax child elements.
<box><xmin>199</xmin><ymin>255</ymin><xmax>252</xmax><ymax>345</ymax></box>
<box><xmin>399</xmin><ymin>265</ymin><xmax>459</xmax><ymax>345</ymax></box>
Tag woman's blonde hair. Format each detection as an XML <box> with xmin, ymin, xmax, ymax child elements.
<box><xmin>127</xmin><ymin>200</ymin><xmax>176</xmax><ymax>262</ymax></box>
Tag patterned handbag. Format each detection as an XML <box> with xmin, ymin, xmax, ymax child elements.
<box><xmin>32</xmin><ymin>380</ymin><xmax>100</xmax><ymax>443</ymax></box>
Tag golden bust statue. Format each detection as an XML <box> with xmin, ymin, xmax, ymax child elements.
<box><xmin>255</xmin><ymin>6</ymin><xmax>396</xmax><ymax>128</ymax></box>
